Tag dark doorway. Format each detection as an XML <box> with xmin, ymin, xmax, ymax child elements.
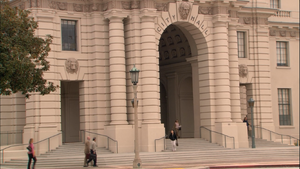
<box><xmin>61</xmin><ymin>81</ymin><xmax>80</xmax><ymax>143</ymax></box>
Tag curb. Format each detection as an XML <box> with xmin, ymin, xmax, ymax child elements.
<box><xmin>209</xmin><ymin>163</ymin><xmax>300</xmax><ymax>169</ymax></box>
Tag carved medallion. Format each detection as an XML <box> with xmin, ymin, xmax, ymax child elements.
<box><xmin>131</xmin><ymin>1</ymin><xmax>140</xmax><ymax>9</ymax></box>
<box><xmin>198</xmin><ymin>7</ymin><xmax>212</xmax><ymax>15</ymax></box>
<box><xmin>239</xmin><ymin>64</ymin><xmax>248</xmax><ymax>78</ymax></box>
<box><xmin>65</xmin><ymin>58</ymin><xmax>79</xmax><ymax>74</ymax></box>
<box><xmin>290</xmin><ymin>31</ymin><xmax>296</xmax><ymax>37</ymax></box>
<box><xmin>91</xmin><ymin>3</ymin><xmax>99</xmax><ymax>11</ymax></box>
<box><xmin>122</xmin><ymin>1</ymin><xmax>130</xmax><ymax>10</ymax></box>
<box><xmin>49</xmin><ymin>1</ymin><xmax>57</xmax><ymax>9</ymax></box>
<box><xmin>269</xmin><ymin>29</ymin><xmax>276</xmax><ymax>36</ymax></box>
<box><xmin>179</xmin><ymin>2</ymin><xmax>191</xmax><ymax>20</ymax></box>
<box><xmin>103</xmin><ymin>3</ymin><xmax>108</xmax><ymax>11</ymax></box>
<box><xmin>243</xmin><ymin>17</ymin><xmax>251</xmax><ymax>24</ymax></box>
<box><xmin>58</xmin><ymin>2</ymin><xmax>67</xmax><ymax>10</ymax></box>
<box><xmin>84</xmin><ymin>4</ymin><xmax>91</xmax><ymax>12</ymax></box>
<box><xmin>280</xmin><ymin>31</ymin><xmax>286</xmax><ymax>37</ymax></box>
<box><xmin>73</xmin><ymin>4</ymin><xmax>83</xmax><ymax>12</ymax></box>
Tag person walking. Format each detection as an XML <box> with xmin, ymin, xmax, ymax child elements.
<box><xmin>243</xmin><ymin>116</ymin><xmax>251</xmax><ymax>137</ymax></box>
<box><xmin>83</xmin><ymin>136</ymin><xmax>91</xmax><ymax>167</ymax></box>
<box><xmin>173</xmin><ymin>120</ymin><xmax>181</xmax><ymax>138</ymax></box>
<box><xmin>87</xmin><ymin>137</ymin><xmax>98</xmax><ymax>167</ymax></box>
<box><xmin>169</xmin><ymin>130</ymin><xmax>177</xmax><ymax>152</ymax></box>
<box><xmin>27</xmin><ymin>138</ymin><xmax>37</xmax><ymax>169</ymax></box>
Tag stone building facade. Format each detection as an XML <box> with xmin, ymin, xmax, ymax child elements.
<box><xmin>1</xmin><ymin>0</ymin><xmax>299</xmax><ymax>153</ymax></box>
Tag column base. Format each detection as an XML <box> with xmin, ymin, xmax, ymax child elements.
<box><xmin>236</xmin><ymin>122</ymin><xmax>249</xmax><ymax>148</ymax></box>
<box><xmin>104</xmin><ymin>125</ymin><xmax>134</xmax><ymax>153</ymax></box>
<box><xmin>133</xmin><ymin>158</ymin><xmax>142</xmax><ymax>168</ymax></box>
<box><xmin>141</xmin><ymin>123</ymin><xmax>165</xmax><ymax>152</ymax></box>
<box><xmin>215</xmin><ymin>122</ymin><xmax>248</xmax><ymax>149</ymax></box>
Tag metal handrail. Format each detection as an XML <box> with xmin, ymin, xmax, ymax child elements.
<box><xmin>253</xmin><ymin>125</ymin><xmax>299</xmax><ymax>145</ymax></box>
<box><xmin>0</xmin><ymin>132</ymin><xmax>62</xmax><ymax>163</ymax></box>
<box><xmin>154</xmin><ymin>135</ymin><xmax>167</xmax><ymax>152</ymax></box>
<box><xmin>200</xmin><ymin>126</ymin><xmax>235</xmax><ymax>149</ymax></box>
<box><xmin>79</xmin><ymin>130</ymin><xmax>118</xmax><ymax>153</ymax></box>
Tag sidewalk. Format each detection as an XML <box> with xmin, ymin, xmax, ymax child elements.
<box><xmin>3</xmin><ymin>160</ymin><xmax>296</xmax><ymax>169</ymax></box>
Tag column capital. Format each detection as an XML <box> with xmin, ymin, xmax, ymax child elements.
<box><xmin>104</xmin><ymin>10</ymin><xmax>127</xmax><ymax>20</ymax></box>
<box><xmin>212</xmin><ymin>15</ymin><xmax>230</xmax><ymax>24</ymax></box>
<box><xmin>139</xmin><ymin>8</ymin><xmax>157</xmax><ymax>19</ymax></box>
<box><xmin>228</xmin><ymin>18</ymin><xmax>240</xmax><ymax>27</ymax></box>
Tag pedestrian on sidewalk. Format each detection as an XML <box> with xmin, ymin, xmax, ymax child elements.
<box><xmin>27</xmin><ymin>138</ymin><xmax>37</xmax><ymax>169</ymax></box>
<box><xmin>169</xmin><ymin>129</ymin><xmax>177</xmax><ymax>151</ymax></box>
<box><xmin>87</xmin><ymin>137</ymin><xmax>98</xmax><ymax>167</ymax></box>
<box><xmin>83</xmin><ymin>136</ymin><xmax>91</xmax><ymax>167</ymax></box>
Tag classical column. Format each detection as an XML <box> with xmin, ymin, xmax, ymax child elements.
<box><xmin>108</xmin><ymin>16</ymin><xmax>128</xmax><ymax>125</ymax></box>
<box><xmin>140</xmin><ymin>15</ymin><xmax>160</xmax><ymax>124</ymax></box>
<box><xmin>212</xmin><ymin>19</ymin><xmax>232</xmax><ymax>123</ymax></box>
<box><xmin>228</xmin><ymin>23</ymin><xmax>242</xmax><ymax>122</ymax></box>
<box><xmin>125</xmin><ymin>10</ymin><xmax>142</xmax><ymax>125</ymax></box>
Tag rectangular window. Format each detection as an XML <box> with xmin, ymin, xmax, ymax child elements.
<box><xmin>61</xmin><ymin>20</ymin><xmax>77</xmax><ymax>51</ymax></box>
<box><xmin>270</xmin><ymin>0</ymin><xmax>280</xmax><ymax>8</ymax></box>
<box><xmin>278</xmin><ymin>89</ymin><xmax>291</xmax><ymax>126</ymax></box>
<box><xmin>237</xmin><ymin>31</ymin><xmax>246</xmax><ymax>58</ymax></box>
<box><xmin>276</xmin><ymin>41</ymin><xmax>288</xmax><ymax>66</ymax></box>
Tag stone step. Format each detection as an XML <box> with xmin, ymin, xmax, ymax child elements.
<box><xmin>2</xmin><ymin>138</ymin><xmax>298</xmax><ymax>168</ymax></box>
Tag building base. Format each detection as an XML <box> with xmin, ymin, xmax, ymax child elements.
<box><xmin>141</xmin><ymin>123</ymin><xmax>165</xmax><ymax>152</ymax></box>
<box><xmin>104</xmin><ymin>125</ymin><xmax>134</xmax><ymax>153</ymax></box>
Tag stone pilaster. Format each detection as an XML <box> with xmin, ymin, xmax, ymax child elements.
<box><xmin>140</xmin><ymin>11</ymin><xmax>160</xmax><ymax>124</ymax></box>
<box><xmin>140</xmin><ymin>9</ymin><xmax>165</xmax><ymax>152</ymax></box>
<box><xmin>212</xmin><ymin>18</ymin><xmax>232</xmax><ymax>123</ymax></box>
<box><xmin>107</xmin><ymin>15</ymin><xmax>128</xmax><ymax>125</ymax></box>
<box><xmin>186</xmin><ymin>57</ymin><xmax>200</xmax><ymax>138</ymax></box>
<box><xmin>228</xmin><ymin>23</ymin><xmax>242</xmax><ymax>122</ymax></box>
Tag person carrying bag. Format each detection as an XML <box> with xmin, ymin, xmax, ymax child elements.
<box><xmin>27</xmin><ymin>138</ymin><xmax>37</xmax><ymax>169</ymax></box>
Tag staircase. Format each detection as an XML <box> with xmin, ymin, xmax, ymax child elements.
<box><xmin>164</xmin><ymin>138</ymin><xmax>228</xmax><ymax>151</ymax></box>
<box><xmin>1</xmin><ymin>138</ymin><xmax>299</xmax><ymax>169</ymax></box>
<box><xmin>248</xmin><ymin>138</ymin><xmax>296</xmax><ymax>148</ymax></box>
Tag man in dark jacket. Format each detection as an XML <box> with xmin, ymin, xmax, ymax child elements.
<box><xmin>169</xmin><ymin>130</ymin><xmax>177</xmax><ymax>151</ymax></box>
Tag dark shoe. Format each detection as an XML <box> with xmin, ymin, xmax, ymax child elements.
<box><xmin>93</xmin><ymin>165</ymin><xmax>98</xmax><ymax>167</ymax></box>
<box><xmin>84</xmin><ymin>165</ymin><xmax>88</xmax><ymax>167</ymax></box>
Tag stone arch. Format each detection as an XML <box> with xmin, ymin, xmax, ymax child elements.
<box><xmin>155</xmin><ymin>2</ymin><xmax>211</xmax><ymax>58</ymax></box>
<box><xmin>155</xmin><ymin>2</ymin><xmax>211</xmax><ymax>138</ymax></box>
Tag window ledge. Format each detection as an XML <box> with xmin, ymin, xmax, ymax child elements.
<box><xmin>61</xmin><ymin>50</ymin><xmax>80</xmax><ymax>53</ymax></box>
<box><xmin>276</xmin><ymin>66</ymin><xmax>291</xmax><ymax>69</ymax></box>
<box><xmin>279</xmin><ymin>126</ymin><xmax>295</xmax><ymax>129</ymax></box>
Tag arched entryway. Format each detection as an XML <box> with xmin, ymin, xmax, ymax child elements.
<box><xmin>159</xmin><ymin>24</ymin><xmax>194</xmax><ymax>137</ymax></box>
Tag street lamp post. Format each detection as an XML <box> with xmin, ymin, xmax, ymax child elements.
<box><xmin>248</xmin><ymin>98</ymin><xmax>255</xmax><ymax>148</ymax></box>
<box><xmin>130</xmin><ymin>65</ymin><xmax>142</xmax><ymax>168</ymax></box>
